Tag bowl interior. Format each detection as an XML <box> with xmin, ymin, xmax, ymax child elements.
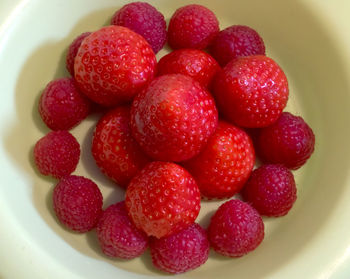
<box><xmin>2</xmin><ymin>0</ymin><xmax>350</xmax><ymax>278</ymax></box>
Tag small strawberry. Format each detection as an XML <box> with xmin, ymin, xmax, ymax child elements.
<box><xmin>213</xmin><ymin>55</ymin><xmax>289</xmax><ymax>128</ymax></box>
<box><xmin>130</xmin><ymin>74</ymin><xmax>218</xmax><ymax>162</ymax></box>
<box><xmin>92</xmin><ymin>106</ymin><xmax>150</xmax><ymax>188</ymax></box>
<box><xmin>168</xmin><ymin>4</ymin><xmax>219</xmax><ymax>50</ymax></box>
<box><xmin>157</xmin><ymin>49</ymin><xmax>220</xmax><ymax>88</ymax></box>
<box><xmin>256</xmin><ymin>112</ymin><xmax>315</xmax><ymax>169</ymax></box>
<box><xmin>184</xmin><ymin>121</ymin><xmax>255</xmax><ymax>199</ymax></box>
<box><xmin>125</xmin><ymin>161</ymin><xmax>201</xmax><ymax>239</ymax></box>
<box><xmin>74</xmin><ymin>25</ymin><xmax>157</xmax><ymax>106</ymax></box>
<box><xmin>209</xmin><ymin>25</ymin><xmax>265</xmax><ymax>67</ymax></box>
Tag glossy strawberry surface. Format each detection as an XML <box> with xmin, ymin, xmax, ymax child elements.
<box><xmin>184</xmin><ymin>121</ymin><xmax>255</xmax><ymax>199</ymax></box>
<box><xmin>74</xmin><ymin>25</ymin><xmax>156</xmax><ymax>106</ymax></box>
<box><xmin>92</xmin><ymin>106</ymin><xmax>150</xmax><ymax>188</ymax></box>
<box><xmin>213</xmin><ymin>55</ymin><xmax>289</xmax><ymax>128</ymax></box>
<box><xmin>131</xmin><ymin>74</ymin><xmax>218</xmax><ymax>162</ymax></box>
<box><xmin>125</xmin><ymin>162</ymin><xmax>201</xmax><ymax>238</ymax></box>
<box><xmin>157</xmin><ymin>49</ymin><xmax>220</xmax><ymax>88</ymax></box>
<box><xmin>168</xmin><ymin>4</ymin><xmax>219</xmax><ymax>50</ymax></box>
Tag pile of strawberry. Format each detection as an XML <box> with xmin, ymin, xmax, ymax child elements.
<box><xmin>33</xmin><ymin>2</ymin><xmax>315</xmax><ymax>274</ymax></box>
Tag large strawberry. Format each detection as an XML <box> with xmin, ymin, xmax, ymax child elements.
<box><xmin>213</xmin><ymin>55</ymin><xmax>289</xmax><ymax>128</ymax></box>
<box><xmin>130</xmin><ymin>74</ymin><xmax>218</xmax><ymax>162</ymax></box>
<box><xmin>125</xmin><ymin>161</ymin><xmax>201</xmax><ymax>239</ymax></box>
<box><xmin>92</xmin><ymin>106</ymin><xmax>150</xmax><ymax>188</ymax></box>
<box><xmin>184</xmin><ymin>121</ymin><xmax>255</xmax><ymax>199</ymax></box>
<box><xmin>74</xmin><ymin>25</ymin><xmax>156</xmax><ymax>106</ymax></box>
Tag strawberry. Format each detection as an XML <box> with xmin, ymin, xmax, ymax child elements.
<box><xmin>213</xmin><ymin>55</ymin><xmax>289</xmax><ymax>128</ymax></box>
<box><xmin>125</xmin><ymin>161</ymin><xmax>201</xmax><ymax>239</ymax></box>
<box><xmin>92</xmin><ymin>106</ymin><xmax>150</xmax><ymax>188</ymax></box>
<box><xmin>130</xmin><ymin>74</ymin><xmax>218</xmax><ymax>162</ymax></box>
<box><xmin>209</xmin><ymin>25</ymin><xmax>265</xmax><ymax>67</ymax></box>
<box><xmin>168</xmin><ymin>4</ymin><xmax>219</xmax><ymax>50</ymax></box>
<box><xmin>157</xmin><ymin>49</ymin><xmax>220</xmax><ymax>88</ymax></box>
<box><xmin>74</xmin><ymin>25</ymin><xmax>157</xmax><ymax>106</ymax></box>
<box><xmin>184</xmin><ymin>121</ymin><xmax>255</xmax><ymax>199</ymax></box>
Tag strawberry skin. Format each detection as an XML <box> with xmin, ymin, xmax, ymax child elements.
<box><xmin>168</xmin><ymin>4</ymin><xmax>219</xmax><ymax>50</ymax></box>
<box><xmin>92</xmin><ymin>106</ymin><xmax>150</xmax><ymax>188</ymax></box>
<box><xmin>74</xmin><ymin>25</ymin><xmax>156</xmax><ymax>106</ymax></box>
<box><xmin>157</xmin><ymin>49</ymin><xmax>220</xmax><ymax>88</ymax></box>
<box><xmin>130</xmin><ymin>74</ymin><xmax>218</xmax><ymax>162</ymax></box>
<box><xmin>125</xmin><ymin>161</ymin><xmax>201</xmax><ymax>239</ymax></box>
<box><xmin>213</xmin><ymin>55</ymin><xmax>289</xmax><ymax>128</ymax></box>
<box><xmin>184</xmin><ymin>121</ymin><xmax>255</xmax><ymax>199</ymax></box>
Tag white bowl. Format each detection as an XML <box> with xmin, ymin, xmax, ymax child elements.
<box><xmin>1</xmin><ymin>0</ymin><xmax>350</xmax><ymax>278</ymax></box>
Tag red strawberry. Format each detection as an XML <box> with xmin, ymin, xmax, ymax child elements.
<box><xmin>157</xmin><ymin>49</ymin><xmax>220</xmax><ymax>88</ymax></box>
<box><xmin>125</xmin><ymin>161</ymin><xmax>201</xmax><ymax>239</ymax></box>
<box><xmin>130</xmin><ymin>74</ymin><xmax>218</xmax><ymax>162</ymax></box>
<box><xmin>74</xmin><ymin>25</ymin><xmax>157</xmax><ymax>106</ymax></box>
<box><xmin>184</xmin><ymin>121</ymin><xmax>255</xmax><ymax>199</ymax></box>
<box><xmin>168</xmin><ymin>4</ymin><xmax>219</xmax><ymax>50</ymax></box>
<box><xmin>209</xmin><ymin>25</ymin><xmax>265</xmax><ymax>67</ymax></box>
<box><xmin>92</xmin><ymin>106</ymin><xmax>150</xmax><ymax>188</ymax></box>
<box><xmin>213</xmin><ymin>55</ymin><xmax>289</xmax><ymax>128</ymax></box>
<box><xmin>256</xmin><ymin>112</ymin><xmax>315</xmax><ymax>169</ymax></box>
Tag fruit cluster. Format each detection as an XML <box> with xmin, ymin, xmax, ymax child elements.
<box><xmin>33</xmin><ymin>2</ymin><xmax>315</xmax><ymax>274</ymax></box>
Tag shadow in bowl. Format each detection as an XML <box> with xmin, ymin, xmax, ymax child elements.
<box><xmin>3</xmin><ymin>0</ymin><xmax>350</xmax><ymax>278</ymax></box>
